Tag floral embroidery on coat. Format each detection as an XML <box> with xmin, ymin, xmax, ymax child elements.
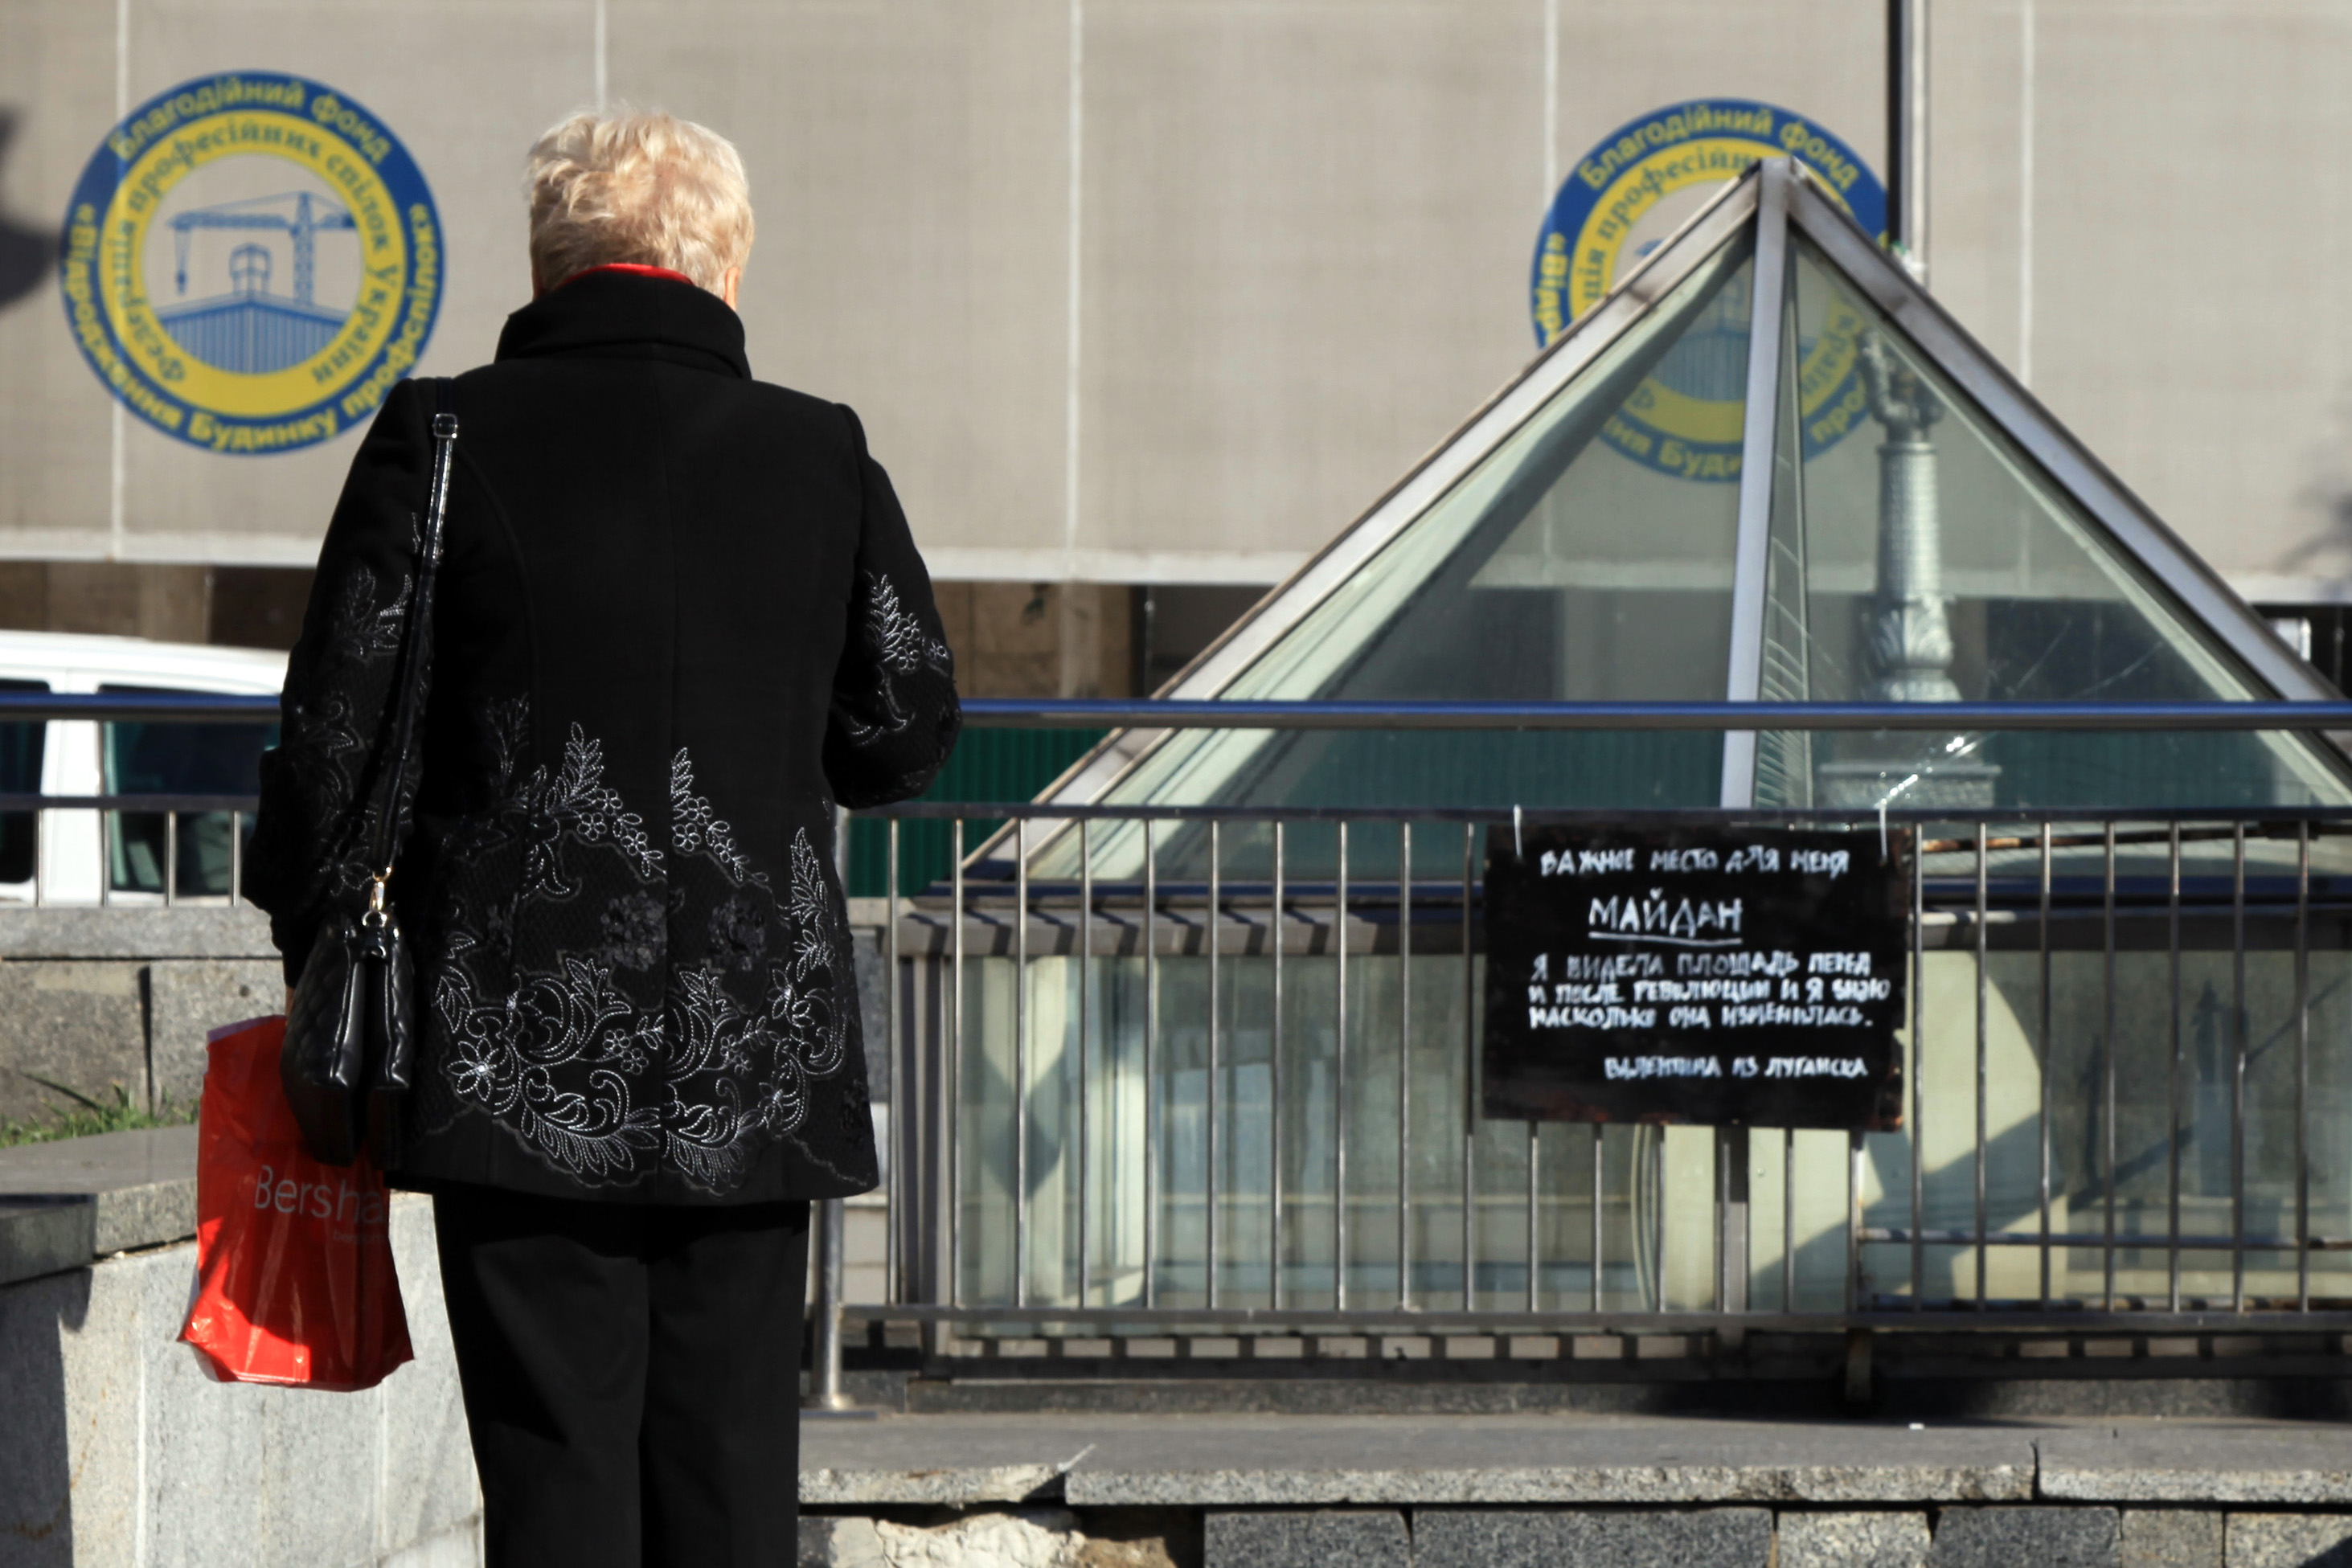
<box><xmin>833</xmin><ymin>571</ymin><xmax>954</xmax><ymax>751</ymax></box>
<box><xmin>421</xmin><ymin>698</ymin><xmax>854</xmax><ymax>1191</ymax></box>
<box><xmin>252</xmin><ymin>562</ymin><xmax>416</xmax><ymax>940</ymax></box>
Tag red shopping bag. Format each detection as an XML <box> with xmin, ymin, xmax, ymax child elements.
<box><xmin>179</xmin><ymin>1015</ymin><xmax>414</xmax><ymax>1390</ymax></box>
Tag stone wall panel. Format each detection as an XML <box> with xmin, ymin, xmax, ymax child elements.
<box><xmin>0</xmin><ymin>962</ymin><xmax>150</xmax><ymax>1127</ymax></box>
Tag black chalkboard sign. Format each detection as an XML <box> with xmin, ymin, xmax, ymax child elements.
<box><xmin>1481</xmin><ymin>826</ymin><xmax>1907</xmax><ymax>1130</ymax></box>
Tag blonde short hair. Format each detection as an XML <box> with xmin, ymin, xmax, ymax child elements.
<box><xmin>525</xmin><ymin>108</ymin><xmax>752</xmax><ymax>294</ymax></box>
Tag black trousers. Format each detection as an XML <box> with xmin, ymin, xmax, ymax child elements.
<box><xmin>431</xmin><ymin>1185</ymin><xmax>810</xmax><ymax>1568</ymax></box>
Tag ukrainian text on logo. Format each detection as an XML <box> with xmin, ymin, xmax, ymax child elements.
<box><xmin>1530</xmin><ymin>98</ymin><xmax>1885</xmax><ymax>482</ymax></box>
<box><xmin>57</xmin><ymin>72</ymin><xmax>444</xmax><ymax>455</ymax></box>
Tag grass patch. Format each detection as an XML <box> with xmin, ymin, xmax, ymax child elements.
<box><xmin>1</xmin><ymin>1075</ymin><xmax>197</xmax><ymax>1147</ymax></box>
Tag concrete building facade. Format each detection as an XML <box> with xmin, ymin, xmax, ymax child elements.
<box><xmin>2</xmin><ymin>1</ymin><xmax>2349</xmax><ymax>686</ymax></box>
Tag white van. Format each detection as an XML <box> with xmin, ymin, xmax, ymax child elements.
<box><xmin>0</xmin><ymin>631</ymin><xmax>286</xmax><ymax>905</ymax></box>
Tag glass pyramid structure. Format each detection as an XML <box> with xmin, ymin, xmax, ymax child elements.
<box><xmin>1026</xmin><ymin>160</ymin><xmax>2348</xmax><ymax>875</ymax></box>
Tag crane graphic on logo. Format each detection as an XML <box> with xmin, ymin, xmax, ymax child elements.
<box><xmin>155</xmin><ymin>191</ymin><xmax>354</xmax><ymax>374</ymax></box>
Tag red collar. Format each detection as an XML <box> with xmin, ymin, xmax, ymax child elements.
<box><xmin>540</xmin><ymin>262</ymin><xmax>699</xmax><ymax>297</ymax></box>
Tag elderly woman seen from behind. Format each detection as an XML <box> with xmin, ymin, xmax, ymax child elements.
<box><xmin>245</xmin><ymin>108</ymin><xmax>959</xmax><ymax>1567</ymax></box>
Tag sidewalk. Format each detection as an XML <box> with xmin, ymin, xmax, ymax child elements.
<box><xmin>801</xmin><ymin>1408</ymin><xmax>2352</xmax><ymax>1508</ymax></box>
<box><xmin>800</xmin><ymin>1411</ymin><xmax>2352</xmax><ymax>1566</ymax></box>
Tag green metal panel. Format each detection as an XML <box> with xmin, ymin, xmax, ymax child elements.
<box><xmin>846</xmin><ymin>727</ymin><xmax>1108</xmax><ymax>897</ymax></box>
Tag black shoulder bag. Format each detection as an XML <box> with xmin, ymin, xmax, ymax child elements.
<box><xmin>281</xmin><ymin>380</ymin><xmax>457</xmax><ymax>1167</ymax></box>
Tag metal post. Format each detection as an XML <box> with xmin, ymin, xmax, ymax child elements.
<box><xmin>1909</xmin><ymin>833</ymin><xmax>1924</xmax><ymax>1309</ymax></box>
<box><xmin>164</xmin><ymin>811</ymin><xmax>177</xmax><ymax>907</ymax></box>
<box><xmin>2103</xmin><ymin>821</ymin><xmax>2117</xmax><ymax>1311</ymax></box>
<box><xmin>886</xmin><ymin>819</ymin><xmax>901</xmax><ymax>1306</ymax></box>
<box><xmin>1526</xmin><ymin>1117</ymin><xmax>1540</xmax><ymax>1312</ymax></box>
<box><xmin>1887</xmin><ymin>0</ymin><xmax>1907</xmax><ymax>258</ymax></box>
<box><xmin>1848</xmin><ymin>1128</ymin><xmax>1865</xmax><ymax>1312</ymax></box>
<box><xmin>1973</xmin><ymin>822</ymin><xmax>1987</xmax><ymax>1307</ymax></box>
<box><xmin>1077</xmin><ymin>818</ymin><xmax>1091</xmax><ymax>1308</ymax></box>
<box><xmin>230</xmin><ymin>809</ymin><xmax>241</xmax><ymax>906</ymax></box>
<box><xmin>1462</xmin><ymin>823</ymin><xmax>1477</xmax><ymax>1312</ymax></box>
<box><xmin>1014</xmin><ymin>820</ymin><xmax>1029</xmax><ymax>1309</ymax></box>
<box><xmin>949</xmin><ymin>818</ymin><xmax>965</xmax><ymax>1311</ymax></box>
<box><xmin>1783</xmin><ymin>1128</ymin><xmax>1797</xmax><ymax>1314</ymax></box>
<box><xmin>2039</xmin><ymin>822</ymin><xmax>2054</xmax><ymax>1308</ymax></box>
<box><xmin>1887</xmin><ymin>0</ymin><xmax>1929</xmax><ymax>284</ymax></box>
<box><xmin>808</xmin><ymin>1196</ymin><xmax>850</xmax><ymax>1410</ymax></box>
<box><xmin>1651</xmin><ymin>1131</ymin><xmax>1666</xmax><ymax>1313</ymax></box>
<box><xmin>1719</xmin><ymin>1126</ymin><xmax>1750</xmax><ymax>1330</ymax></box>
<box><xmin>2231</xmin><ymin>822</ymin><xmax>2248</xmax><ymax>1314</ymax></box>
<box><xmin>1397</xmin><ymin>821</ymin><xmax>1412</xmax><ymax>1309</ymax></box>
<box><xmin>2297</xmin><ymin>821</ymin><xmax>2312</xmax><ymax>1312</ymax></box>
<box><xmin>2167</xmin><ymin>823</ymin><xmax>2182</xmax><ymax>1312</ymax></box>
<box><xmin>1591</xmin><ymin>1124</ymin><xmax>1605</xmax><ymax>1313</ymax></box>
<box><xmin>1143</xmin><ymin>819</ymin><xmax>1159</xmax><ymax>1308</ymax></box>
<box><xmin>1272</xmin><ymin>820</ymin><xmax>1286</xmax><ymax>1310</ymax></box>
<box><xmin>1335</xmin><ymin>820</ymin><xmax>1350</xmax><ymax>1311</ymax></box>
<box><xmin>1207</xmin><ymin>819</ymin><xmax>1221</xmax><ymax>1309</ymax></box>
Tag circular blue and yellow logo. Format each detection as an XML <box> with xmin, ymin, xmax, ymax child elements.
<box><xmin>58</xmin><ymin>72</ymin><xmax>443</xmax><ymax>456</ymax></box>
<box><xmin>1532</xmin><ymin>99</ymin><xmax>1884</xmax><ymax>482</ymax></box>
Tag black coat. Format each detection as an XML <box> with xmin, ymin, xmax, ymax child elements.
<box><xmin>246</xmin><ymin>270</ymin><xmax>959</xmax><ymax>1205</ymax></box>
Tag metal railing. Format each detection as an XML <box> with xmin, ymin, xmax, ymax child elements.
<box><xmin>954</xmin><ymin>697</ymin><xmax>2352</xmax><ymax>731</ymax></box>
<box><xmin>0</xmin><ymin>794</ymin><xmax>258</xmax><ymax>907</ymax></box>
<box><xmin>17</xmin><ymin>696</ymin><xmax>2352</xmax><ymax>1378</ymax></box>
<box><xmin>855</xmin><ymin>801</ymin><xmax>2352</xmax><ymax>1327</ymax></box>
<box><xmin>0</xmin><ymin>694</ymin><xmax>274</xmax><ymax>907</ymax></box>
<box><xmin>809</xmin><ymin>697</ymin><xmax>2352</xmax><ymax>1408</ymax></box>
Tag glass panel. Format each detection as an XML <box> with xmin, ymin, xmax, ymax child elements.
<box><xmin>1825</xmin><ymin>856</ymin><xmax>2352</xmax><ymax>1313</ymax></box>
<box><xmin>1753</xmin><ymin>235</ymin><xmax>2352</xmax><ymax>810</ymax></box>
<box><xmin>101</xmin><ymin>686</ymin><xmax>274</xmax><ymax>897</ymax></box>
<box><xmin>0</xmin><ymin>680</ymin><xmax>46</xmax><ymax>887</ymax></box>
<box><xmin>1045</xmin><ymin>229</ymin><xmax>1760</xmax><ymax>879</ymax></box>
<box><xmin>953</xmin><ymin>897</ymin><xmax>1664</xmax><ymax>1312</ymax></box>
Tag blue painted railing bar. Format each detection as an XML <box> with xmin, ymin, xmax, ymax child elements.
<box><xmin>12</xmin><ymin>691</ymin><xmax>2352</xmax><ymax>731</ymax></box>
<box><xmin>955</xmin><ymin>698</ymin><xmax>2352</xmax><ymax>731</ymax></box>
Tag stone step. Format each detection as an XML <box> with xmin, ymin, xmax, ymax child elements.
<box><xmin>795</xmin><ymin>1411</ymin><xmax>2352</xmax><ymax>1566</ymax></box>
<box><xmin>0</xmin><ymin>1124</ymin><xmax>198</xmax><ymax>1285</ymax></box>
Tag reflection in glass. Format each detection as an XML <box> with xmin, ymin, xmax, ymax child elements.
<box><xmin>954</xmin><ymin>939</ymin><xmax>1670</xmax><ymax>1312</ymax></box>
<box><xmin>1042</xmin><ymin>235</ymin><xmax>1758</xmax><ymax>881</ymax></box>
<box><xmin>1754</xmin><ymin>237</ymin><xmax>2352</xmax><ymax>810</ymax></box>
<box><xmin>1846</xmin><ymin>851</ymin><xmax>2352</xmax><ymax>1314</ymax></box>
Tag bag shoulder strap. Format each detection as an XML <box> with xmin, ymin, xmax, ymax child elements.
<box><xmin>364</xmin><ymin>379</ymin><xmax>457</xmax><ymax>901</ymax></box>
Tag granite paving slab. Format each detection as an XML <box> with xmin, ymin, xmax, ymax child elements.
<box><xmin>797</xmin><ymin>1414</ymin><xmax>2038</xmax><ymax>1507</ymax></box>
<box><xmin>1777</xmin><ymin>1509</ymin><xmax>1932</xmax><ymax>1568</ymax></box>
<box><xmin>2039</xmin><ymin>1424</ymin><xmax>2352</xmax><ymax>1504</ymax></box>
<box><xmin>1927</xmin><ymin>1505</ymin><xmax>2119</xmax><ymax>1567</ymax></box>
<box><xmin>1412</xmin><ymin>1506</ymin><xmax>1773</xmax><ymax>1568</ymax></box>
<box><xmin>1203</xmin><ymin>1509</ymin><xmax>1408</xmax><ymax>1568</ymax></box>
<box><xmin>2120</xmin><ymin>1509</ymin><xmax>2223</xmax><ymax>1568</ymax></box>
<box><xmin>2224</xmin><ymin>1513</ymin><xmax>2352</xmax><ymax>1568</ymax></box>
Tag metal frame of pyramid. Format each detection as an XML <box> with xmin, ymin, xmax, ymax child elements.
<box><xmin>1022</xmin><ymin>158</ymin><xmax>2336</xmax><ymax>827</ymax></box>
